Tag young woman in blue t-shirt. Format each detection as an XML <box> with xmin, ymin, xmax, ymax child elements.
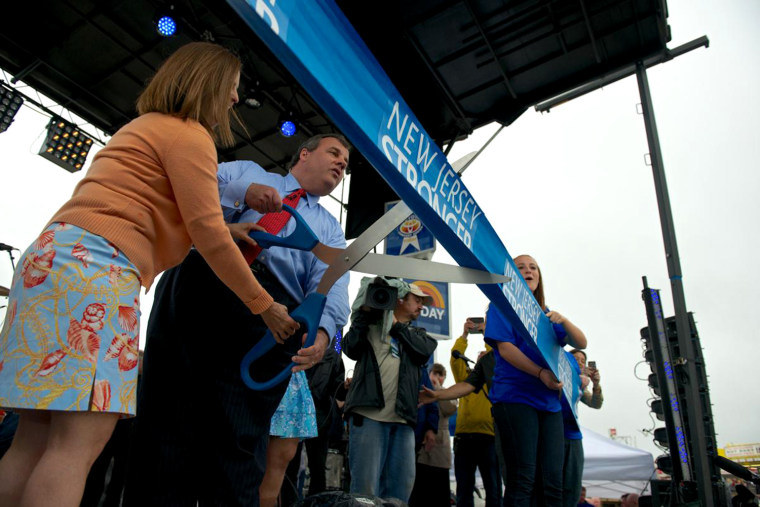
<box><xmin>485</xmin><ymin>254</ymin><xmax>587</xmax><ymax>507</ymax></box>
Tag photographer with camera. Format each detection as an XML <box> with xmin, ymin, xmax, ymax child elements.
<box><xmin>342</xmin><ymin>277</ymin><xmax>437</xmax><ymax>503</ymax></box>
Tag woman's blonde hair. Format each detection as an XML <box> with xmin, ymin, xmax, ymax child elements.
<box><xmin>534</xmin><ymin>263</ymin><xmax>545</xmax><ymax>310</ymax></box>
<box><xmin>136</xmin><ymin>42</ymin><xmax>241</xmax><ymax>147</ymax></box>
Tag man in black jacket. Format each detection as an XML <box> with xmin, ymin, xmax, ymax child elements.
<box><xmin>342</xmin><ymin>280</ymin><xmax>437</xmax><ymax>503</ymax></box>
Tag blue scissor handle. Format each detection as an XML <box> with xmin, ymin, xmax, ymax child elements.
<box><xmin>248</xmin><ymin>204</ymin><xmax>319</xmax><ymax>251</ymax></box>
<box><xmin>240</xmin><ymin>292</ymin><xmax>327</xmax><ymax>391</ymax></box>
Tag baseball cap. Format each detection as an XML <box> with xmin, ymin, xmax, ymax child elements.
<box><xmin>408</xmin><ymin>283</ymin><xmax>433</xmax><ymax>305</ymax></box>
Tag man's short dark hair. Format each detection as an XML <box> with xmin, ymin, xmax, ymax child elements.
<box><xmin>286</xmin><ymin>133</ymin><xmax>352</xmax><ymax>170</ymax></box>
<box><xmin>431</xmin><ymin>363</ymin><xmax>446</xmax><ymax>376</ymax></box>
<box><xmin>570</xmin><ymin>349</ymin><xmax>587</xmax><ymax>360</ymax></box>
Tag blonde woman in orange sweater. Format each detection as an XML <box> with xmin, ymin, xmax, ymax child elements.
<box><xmin>0</xmin><ymin>42</ymin><xmax>298</xmax><ymax>506</ymax></box>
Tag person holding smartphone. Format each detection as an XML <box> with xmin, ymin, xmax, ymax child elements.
<box><xmin>570</xmin><ymin>350</ymin><xmax>603</xmax><ymax>408</ymax></box>
<box><xmin>561</xmin><ymin>349</ymin><xmax>603</xmax><ymax>507</ymax></box>
<box><xmin>449</xmin><ymin>318</ymin><xmax>502</xmax><ymax>507</ymax></box>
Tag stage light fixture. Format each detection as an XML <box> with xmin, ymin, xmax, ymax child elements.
<box><xmin>243</xmin><ymin>86</ymin><xmax>265</xmax><ymax>109</ymax></box>
<box><xmin>157</xmin><ymin>16</ymin><xmax>177</xmax><ymax>36</ymax></box>
<box><xmin>244</xmin><ymin>95</ymin><xmax>263</xmax><ymax>109</ymax></box>
<box><xmin>656</xmin><ymin>454</ymin><xmax>673</xmax><ymax>475</ymax></box>
<box><xmin>278</xmin><ymin>111</ymin><xmax>297</xmax><ymax>137</ymax></box>
<box><xmin>0</xmin><ymin>83</ymin><xmax>24</xmax><ymax>134</ymax></box>
<box><xmin>650</xmin><ymin>399</ymin><xmax>664</xmax><ymax>421</ymax></box>
<box><xmin>38</xmin><ymin>117</ymin><xmax>94</xmax><ymax>173</ymax></box>
<box><xmin>155</xmin><ymin>6</ymin><xmax>177</xmax><ymax>37</ymax></box>
<box><xmin>654</xmin><ymin>427</ymin><xmax>669</xmax><ymax>447</ymax></box>
<box><xmin>648</xmin><ymin>372</ymin><xmax>660</xmax><ymax>395</ymax></box>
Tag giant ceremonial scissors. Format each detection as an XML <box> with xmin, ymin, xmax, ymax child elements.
<box><xmin>240</xmin><ymin>201</ymin><xmax>510</xmax><ymax>390</ymax></box>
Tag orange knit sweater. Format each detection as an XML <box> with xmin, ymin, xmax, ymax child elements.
<box><xmin>49</xmin><ymin>112</ymin><xmax>273</xmax><ymax>315</ymax></box>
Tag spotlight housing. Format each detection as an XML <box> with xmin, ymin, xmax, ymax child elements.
<box><xmin>156</xmin><ymin>15</ymin><xmax>177</xmax><ymax>36</ymax></box>
<box><xmin>0</xmin><ymin>83</ymin><xmax>24</xmax><ymax>134</ymax></box>
<box><xmin>244</xmin><ymin>96</ymin><xmax>263</xmax><ymax>109</ymax></box>
<box><xmin>654</xmin><ymin>427</ymin><xmax>669</xmax><ymax>447</ymax></box>
<box><xmin>155</xmin><ymin>6</ymin><xmax>177</xmax><ymax>37</ymax></box>
<box><xmin>243</xmin><ymin>85</ymin><xmax>265</xmax><ymax>110</ymax></box>
<box><xmin>38</xmin><ymin>117</ymin><xmax>94</xmax><ymax>173</ymax></box>
<box><xmin>655</xmin><ymin>454</ymin><xmax>673</xmax><ymax>475</ymax></box>
<box><xmin>278</xmin><ymin>111</ymin><xmax>297</xmax><ymax>137</ymax></box>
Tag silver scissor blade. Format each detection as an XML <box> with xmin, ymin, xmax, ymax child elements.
<box><xmin>352</xmin><ymin>253</ymin><xmax>511</xmax><ymax>285</ymax></box>
<box><xmin>316</xmin><ymin>201</ymin><xmax>413</xmax><ymax>294</ymax></box>
<box><xmin>311</xmin><ymin>242</ymin><xmax>343</xmax><ymax>267</ymax></box>
<box><xmin>312</xmin><ymin>241</ymin><xmax>509</xmax><ymax>284</ymax></box>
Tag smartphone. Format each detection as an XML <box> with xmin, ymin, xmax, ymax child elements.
<box><xmin>588</xmin><ymin>360</ymin><xmax>597</xmax><ymax>369</ymax></box>
<box><xmin>468</xmin><ymin>317</ymin><xmax>484</xmax><ymax>334</ymax></box>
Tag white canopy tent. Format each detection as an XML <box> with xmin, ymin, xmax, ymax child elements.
<box><xmin>453</xmin><ymin>425</ymin><xmax>657</xmax><ymax>504</ymax></box>
<box><xmin>581</xmin><ymin>426</ymin><xmax>657</xmax><ymax>499</ymax></box>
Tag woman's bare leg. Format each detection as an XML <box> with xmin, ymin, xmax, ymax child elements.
<box><xmin>259</xmin><ymin>436</ymin><xmax>300</xmax><ymax>507</ymax></box>
<box><xmin>20</xmin><ymin>410</ymin><xmax>119</xmax><ymax>507</ymax></box>
<box><xmin>0</xmin><ymin>410</ymin><xmax>51</xmax><ymax>505</ymax></box>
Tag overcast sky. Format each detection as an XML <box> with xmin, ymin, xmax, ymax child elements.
<box><xmin>433</xmin><ymin>0</ymin><xmax>760</xmax><ymax>458</ymax></box>
<box><xmin>1</xmin><ymin>0</ymin><xmax>757</xmax><ymax>460</ymax></box>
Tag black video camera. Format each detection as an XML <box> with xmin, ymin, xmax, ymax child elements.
<box><xmin>361</xmin><ymin>276</ymin><xmax>398</xmax><ymax>311</ymax></box>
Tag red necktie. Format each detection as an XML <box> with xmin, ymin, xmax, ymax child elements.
<box><xmin>241</xmin><ymin>189</ymin><xmax>307</xmax><ymax>265</ymax></box>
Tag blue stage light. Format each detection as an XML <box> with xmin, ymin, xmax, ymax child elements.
<box><xmin>157</xmin><ymin>16</ymin><xmax>177</xmax><ymax>37</ymax></box>
<box><xmin>279</xmin><ymin>119</ymin><xmax>297</xmax><ymax>137</ymax></box>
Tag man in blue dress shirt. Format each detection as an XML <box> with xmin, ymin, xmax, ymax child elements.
<box><xmin>125</xmin><ymin>134</ymin><xmax>351</xmax><ymax>507</ymax></box>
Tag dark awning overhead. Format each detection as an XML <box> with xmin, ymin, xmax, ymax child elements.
<box><xmin>1</xmin><ymin>1</ymin><xmax>671</xmax><ymax>237</ymax></box>
<box><xmin>0</xmin><ymin>0</ymin><xmax>341</xmax><ymax>173</ymax></box>
<box><xmin>337</xmin><ymin>0</ymin><xmax>670</xmax><ymax>146</ymax></box>
<box><xmin>337</xmin><ymin>0</ymin><xmax>671</xmax><ymax>237</ymax></box>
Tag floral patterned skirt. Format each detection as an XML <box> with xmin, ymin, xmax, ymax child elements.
<box><xmin>269</xmin><ymin>370</ymin><xmax>317</xmax><ymax>439</ymax></box>
<box><xmin>0</xmin><ymin>223</ymin><xmax>141</xmax><ymax>416</ymax></box>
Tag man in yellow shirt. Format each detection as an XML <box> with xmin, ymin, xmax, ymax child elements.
<box><xmin>450</xmin><ymin>319</ymin><xmax>502</xmax><ymax>507</ymax></box>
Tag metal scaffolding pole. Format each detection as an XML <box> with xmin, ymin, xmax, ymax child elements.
<box><xmin>635</xmin><ymin>62</ymin><xmax>715</xmax><ymax>506</ymax></box>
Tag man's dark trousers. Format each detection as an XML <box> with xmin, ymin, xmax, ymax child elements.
<box><xmin>454</xmin><ymin>433</ymin><xmax>503</xmax><ymax>507</ymax></box>
<box><xmin>124</xmin><ymin>250</ymin><xmax>299</xmax><ymax>506</ymax></box>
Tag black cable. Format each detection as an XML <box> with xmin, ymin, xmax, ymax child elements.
<box><xmin>633</xmin><ymin>360</ymin><xmax>650</xmax><ymax>381</ymax></box>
